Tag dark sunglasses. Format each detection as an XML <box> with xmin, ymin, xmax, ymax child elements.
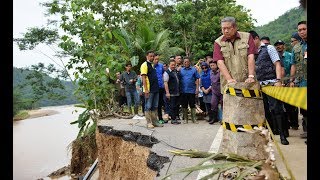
<box><xmin>202</xmin><ymin>67</ymin><xmax>208</xmax><ymax>70</ymax></box>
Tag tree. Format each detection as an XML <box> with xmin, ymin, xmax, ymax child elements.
<box><xmin>38</xmin><ymin>0</ymin><xmax>161</xmax><ymax>137</ymax></box>
<box><xmin>17</xmin><ymin>63</ymin><xmax>67</xmax><ymax>109</ymax></box>
<box><xmin>14</xmin><ymin>27</ymin><xmax>73</xmax><ymax>82</ymax></box>
<box><xmin>113</xmin><ymin>22</ymin><xmax>184</xmax><ymax>71</ymax></box>
<box><xmin>172</xmin><ymin>1</ymin><xmax>196</xmax><ymax>57</ymax></box>
<box><xmin>162</xmin><ymin>0</ymin><xmax>255</xmax><ymax>59</ymax></box>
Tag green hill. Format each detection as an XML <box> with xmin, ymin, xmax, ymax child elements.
<box><xmin>13</xmin><ymin>67</ymin><xmax>79</xmax><ymax>108</ymax></box>
<box><xmin>254</xmin><ymin>7</ymin><xmax>306</xmax><ymax>49</ymax></box>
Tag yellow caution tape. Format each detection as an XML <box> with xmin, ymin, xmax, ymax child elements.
<box><xmin>224</xmin><ymin>87</ymin><xmax>262</xmax><ymax>98</ymax></box>
<box><xmin>261</xmin><ymin>86</ymin><xmax>307</xmax><ymax>110</ymax></box>
<box><xmin>222</xmin><ymin>121</ymin><xmax>265</xmax><ymax>132</ymax></box>
<box><xmin>224</xmin><ymin>86</ymin><xmax>307</xmax><ymax>110</ymax></box>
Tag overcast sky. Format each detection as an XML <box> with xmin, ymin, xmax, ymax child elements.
<box><xmin>13</xmin><ymin>0</ymin><xmax>301</xmax><ymax>69</ymax></box>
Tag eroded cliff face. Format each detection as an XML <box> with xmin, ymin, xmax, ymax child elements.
<box><xmin>96</xmin><ymin>126</ymin><xmax>170</xmax><ymax>180</ymax></box>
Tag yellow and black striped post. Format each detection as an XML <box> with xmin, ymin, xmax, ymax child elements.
<box><xmin>220</xmin><ymin>82</ymin><xmax>267</xmax><ymax>160</ymax></box>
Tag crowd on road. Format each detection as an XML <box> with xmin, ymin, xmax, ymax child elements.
<box><xmin>108</xmin><ymin>16</ymin><xmax>307</xmax><ymax>146</ymax></box>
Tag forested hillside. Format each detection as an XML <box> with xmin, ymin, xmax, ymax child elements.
<box><xmin>13</xmin><ymin>67</ymin><xmax>79</xmax><ymax>108</ymax></box>
<box><xmin>254</xmin><ymin>7</ymin><xmax>306</xmax><ymax>49</ymax></box>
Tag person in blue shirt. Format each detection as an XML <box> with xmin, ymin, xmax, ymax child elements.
<box><xmin>200</xmin><ymin>62</ymin><xmax>214</xmax><ymax>124</ymax></box>
<box><xmin>154</xmin><ymin>53</ymin><xmax>166</xmax><ymax>124</ymax></box>
<box><xmin>179</xmin><ymin>57</ymin><xmax>200</xmax><ymax>123</ymax></box>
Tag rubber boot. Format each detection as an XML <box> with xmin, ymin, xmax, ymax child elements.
<box><xmin>300</xmin><ymin>116</ymin><xmax>307</xmax><ymax>138</ymax></box>
<box><xmin>208</xmin><ymin>111</ymin><xmax>216</xmax><ymax>125</ymax></box>
<box><xmin>289</xmin><ymin>107</ymin><xmax>299</xmax><ymax>129</ymax></box>
<box><xmin>282</xmin><ymin>115</ymin><xmax>289</xmax><ymax>138</ymax></box>
<box><xmin>271</xmin><ymin>111</ymin><xmax>279</xmax><ymax>135</ymax></box>
<box><xmin>130</xmin><ymin>106</ymin><xmax>134</xmax><ymax>115</ymax></box>
<box><xmin>191</xmin><ymin>108</ymin><xmax>198</xmax><ymax>124</ymax></box>
<box><xmin>145</xmin><ymin>111</ymin><xmax>154</xmax><ymax>128</ymax></box>
<box><xmin>134</xmin><ymin>106</ymin><xmax>139</xmax><ymax>115</ymax></box>
<box><xmin>151</xmin><ymin>111</ymin><xmax>163</xmax><ymax>127</ymax></box>
<box><xmin>302</xmin><ymin>117</ymin><xmax>307</xmax><ymax>132</ymax></box>
<box><xmin>275</xmin><ymin>114</ymin><xmax>289</xmax><ymax>145</ymax></box>
<box><xmin>182</xmin><ymin>108</ymin><xmax>188</xmax><ymax>124</ymax></box>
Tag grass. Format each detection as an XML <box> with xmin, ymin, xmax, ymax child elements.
<box><xmin>13</xmin><ymin>110</ymin><xmax>30</xmax><ymax>121</ymax></box>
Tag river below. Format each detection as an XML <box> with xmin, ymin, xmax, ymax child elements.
<box><xmin>13</xmin><ymin>104</ymin><xmax>85</xmax><ymax>180</ymax></box>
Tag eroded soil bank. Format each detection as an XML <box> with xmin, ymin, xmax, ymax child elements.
<box><xmin>96</xmin><ymin>126</ymin><xmax>170</xmax><ymax>179</ymax></box>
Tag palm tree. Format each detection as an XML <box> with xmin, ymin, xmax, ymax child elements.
<box><xmin>113</xmin><ymin>23</ymin><xmax>184</xmax><ymax>71</ymax></box>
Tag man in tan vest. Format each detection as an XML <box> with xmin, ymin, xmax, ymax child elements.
<box><xmin>213</xmin><ymin>16</ymin><xmax>256</xmax><ymax>91</ymax></box>
<box><xmin>213</xmin><ymin>17</ymin><xmax>269</xmax><ymax>159</ymax></box>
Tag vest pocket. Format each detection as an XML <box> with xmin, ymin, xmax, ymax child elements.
<box><xmin>221</xmin><ymin>46</ymin><xmax>231</xmax><ymax>59</ymax></box>
<box><xmin>238</xmin><ymin>43</ymin><xmax>249</xmax><ymax>57</ymax></box>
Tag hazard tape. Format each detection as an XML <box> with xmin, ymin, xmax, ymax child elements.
<box><xmin>224</xmin><ymin>86</ymin><xmax>307</xmax><ymax>110</ymax></box>
<box><xmin>222</xmin><ymin>121</ymin><xmax>265</xmax><ymax>132</ymax></box>
<box><xmin>261</xmin><ymin>86</ymin><xmax>307</xmax><ymax>110</ymax></box>
<box><xmin>224</xmin><ymin>87</ymin><xmax>262</xmax><ymax>98</ymax></box>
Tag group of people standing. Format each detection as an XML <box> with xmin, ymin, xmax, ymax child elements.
<box><xmin>213</xmin><ymin>16</ymin><xmax>307</xmax><ymax>145</ymax></box>
<box><xmin>111</xmin><ymin>16</ymin><xmax>307</xmax><ymax>146</ymax></box>
<box><xmin>112</xmin><ymin>51</ymin><xmax>223</xmax><ymax>129</ymax></box>
<box><xmin>139</xmin><ymin>52</ymin><xmax>223</xmax><ymax>128</ymax></box>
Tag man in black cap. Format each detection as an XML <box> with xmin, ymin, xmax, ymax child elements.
<box><xmin>274</xmin><ymin>40</ymin><xmax>299</xmax><ymax>132</ymax></box>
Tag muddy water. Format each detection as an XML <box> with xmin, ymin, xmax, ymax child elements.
<box><xmin>13</xmin><ymin>105</ymin><xmax>85</xmax><ymax>180</ymax></box>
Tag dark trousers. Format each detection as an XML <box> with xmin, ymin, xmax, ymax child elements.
<box><xmin>175</xmin><ymin>95</ymin><xmax>181</xmax><ymax>118</ymax></box>
<box><xmin>283</xmin><ymin>102</ymin><xmax>299</xmax><ymax>128</ymax></box>
<box><xmin>205</xmin><ymin>103</ymin><xmax>215</xmax><ymax>121</ymax></box>
<box><xmin>163</xmin><ymin>95</ymin><xmax>170</xmax><ymax>114</ymax></box>
<box><xmin>262</xmin><ymin>92</ymin><xmax>287</xmax><ymax>134</ymax></box>
<box><xmin>169</xmin><ymin>96</ymin><xmax>178</xmax><ymax>120</ymax></box>
<box><xmin>119</xmin><ymin>96</ymin><xmax>127</xmax><ymax>107</ymax></box>
<box><xmin>262</xmin><ymin>93</ymin><xmax>273</xmax><ymax>129</ymax></box>
<box><xmin>157</xmin><ymin>88</ymin><xmax>165</xmax><ymax>120</ymax></box>
<box><xmin>181</xmin><ymin>93</ymin><xmax>196</xmax><ymax>108</ymax></box>
<box><xmin>198</xmin><ymin>97</ymin><xmax>206</xmax><ymax>112</ymax></box>
<box><xmin>140</xmin><ymin>94</ymin><xmax>145</xmax><ymax>114</ymax></box>
<box><xmin>300</xmin><ymin>108</ymin><xmax>307</xmax><ymax>132</ymax></box>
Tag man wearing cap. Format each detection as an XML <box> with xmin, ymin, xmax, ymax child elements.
<box><xmin>274</xmin><ymin>39</ymin><xmax>299</xmax><ymax>131</ymax></box>
<box><xmin>249</xmin><ymin>30</ymin><xmax>289</xmax><ymax>145</ymax></box>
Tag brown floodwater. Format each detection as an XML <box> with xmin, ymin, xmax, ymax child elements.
<box><xmin>13</xmin><ymin>105</ymin><xmax>85</xmax><ymax>180</ymax></box>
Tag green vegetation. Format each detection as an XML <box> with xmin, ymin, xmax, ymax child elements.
<box><xmin>13</xmin><ymin>110</ymin><xmax>30</xmax><ymax>121</ymax></box>
<box><xmin>13</xmin><ymin>66</ymin><xmax>79</xmax><ymax>116</ymax></box>
<box><xmin>255</xmin><ymin>7</ymin><xmax>306</xmax><ymax>50</ymax></box>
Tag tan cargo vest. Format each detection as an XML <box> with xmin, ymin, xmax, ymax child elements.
<box><xmin>215</xmin><ymin>32</ymin><xmax>250</xmax><ymax>94</ymax></box>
